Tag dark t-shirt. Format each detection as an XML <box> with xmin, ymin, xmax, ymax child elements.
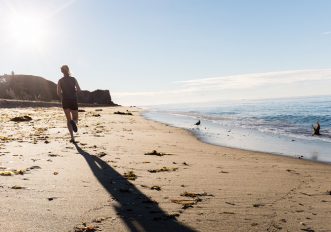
<box><xmin>59</xmin><ymin>76</ymin><xmax>77</xmax><ymax>100</ymax></box>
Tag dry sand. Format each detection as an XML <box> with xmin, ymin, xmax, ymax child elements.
<box><xmin>0</xmin><ymin>106</ymin><xmax>330</xmax><ymax>232</ymax></box>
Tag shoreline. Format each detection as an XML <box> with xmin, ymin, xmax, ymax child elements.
<box><xmin>1</xmin><ymin>106</ymin><xmax>330</xmax><ymax>231</ymax></box>
<box><xmin>143</xmin><ymin>110</ymin><xmax>331</xmax><ymax>164</ymax></box>
<box><xmin>143</xmin><ymin>110</ymin><xmax>331</xmax><ymax>167</ymax></box>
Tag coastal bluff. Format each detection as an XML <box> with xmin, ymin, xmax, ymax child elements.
<box><xmin>0</xmin><ymin>74</ymin><xmax>117</xmax><ymax>106</ymax></box>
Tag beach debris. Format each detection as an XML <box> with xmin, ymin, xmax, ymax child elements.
<box><xmin>225</xmin><ymin>201</ymin><xmax>236</xmax><ymax>206</ymax></box>
<box><xmin>194</xmin><ymin>120</ymin><xmax>201</xmax><ymax>126</ymax></box>
<box><xmin>0</xmin><ymin>169</ymin><xmax>26</xmax><ymax>176</ymax></box>
<box><xmin>312</xmin><ymin>121</ymin><xmax>321</xmax><ymax>136</ymax></box>
<box><xmin>0</xmin><ymin>171</ymin><xmax>15</xmax><ymax>176</ymax></box>
<box><xmin>180</xmin><ymin>191</ymin><xmax>213</xmax><ymax>198</ymax></box>
<box><xmin>74</xmin><ymin>223</ymin><xmax>98</xmax><ymax>232</ymax></box>
<box><xmin>53</xmin><ymin>172</ymin><xmax>59</xmax><ymax>175</ymax></box>
<box><xmin>144</xmin><ymin>150</ymin><xmax>173</xmax><ymax>156</ymax></box>
<box><xmin>11</xmin><ymin>185</ymin><xmax>26</xmax><ymax>189</ymax></box>
<box><xmin>28</xmin><ymin>166</ymin><xmax>41</xmax><ymax>170</ymax></box>
<box><xmin>286</xmin><ymin>169</ymin><xmax>300</xmax><ymax>175</ymax></box>
<box><xmin>123</xmin><ymin>171</ymin><xmax>137</xmax><ymax>180</ymax></box>
<box><xmin>92</xmin><ymin>113</ymin><xmax>101</xmax><ymax>117</ymax></box>
<box><xmin>92</xmin><ymin>217</ymin><xmax>106</xmax><ymax>223</ymax></box>
<box><xmin>97</xmin><ymin>152</ymin><xmax>107</xmax><ymax>158</ymax></box>
<box><xmin>10</xmin><ymin>115</ymin><xmax>32</xmax><ymax>122</ymax></box>
<box><xmin>280</xmin><ymin>219</ymin><xmax>287</xmax><ymax>223</ymax></box>
<box><xmin>0</xmin><ymin>166</ymin><xmax>38</xmax><ymax>175</ymax></box>
<box><xmin>172</xmin><ymin>191</ymin><xmax>214</xmax><ymax>209</ymax></box>
<box><xmin>0</xmin><ymin>136</ymin><xmax>12</xmax><ymax>142</ymax></box>
<box><xmin>182</xmin><ymin>162</ymin><xmax>189</xmax><ymax>166</ymax></box>
<box><xmin>148</xmin><ymin>167</ymin><xmax>178</xmax><ymax>173</ymax></box>
<box><xmin>78</xmin><ymin>109</ymin><xmax>86</xmax><ymax>112</ymax></box>
<box><xmin>95</xmin><ymin>109</ymin><xmax>103</xmax><ymax>112</ymax></box>
<box><xmin>327</xmin><ymin>190</ymin><xmax>331</xmax><ymax>195</ymax></box>
<box><xmin>171</xmin><ymin>199</ymin><xmax>198</xmax><ymax>209</ymax></box>
<box><xmin>48</xmin><ymin>153</ymin><xmax>59</xmax><ymax>157</ymax></box>
<box><xmin>114</xmin><ymin>111</ymin><xmax>133</xmax><ymax>116</ymax></box>
<box><xmin>16</xmin><ymin>169</ymin><xmax>26</xmax><ymax>174</ymax></box>
<box><xmin>151</xmin><ymin>185</ymin><xmax>161</xmax><ymax>191</ymax></box>
<box><xmin>222</xmin><ymin>211</ymin><xmax>235</xmax><ymax>214</ymax></box>
<box><xmin>253</xmin><ymin>203</ymin><xmax>265</xmax><ymax>208</ymax></box>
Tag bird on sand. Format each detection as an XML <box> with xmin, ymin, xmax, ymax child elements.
<box><xmin>195</xmin><ymin>120</ymin><xmax>201</xmax><ymax>126</ymax></box>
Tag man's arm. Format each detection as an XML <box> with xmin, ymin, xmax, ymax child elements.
<box><xmin>75</xmin><ymin>78</ymin><xmax>81</xmax><ymax>92</ymax></box>
<box><xmin>57</xmin><ymin>80</ymin><xmax>62</xmax><ymax>99</ymax></box>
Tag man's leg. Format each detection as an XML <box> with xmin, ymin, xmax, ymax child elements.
<box><xmin>64</xmin><ymin>109</ymin><xmax>74</xmax><ymax>141</ymax></box>
<box><xmin>72</xmin><ymin>110</ymin><xmax>78</xmax><ymax>124</ymax></box>
<box><xmin>70</xmin><ymin>110</ymin><xmax>78</xmax><ymax>133</ymax></box>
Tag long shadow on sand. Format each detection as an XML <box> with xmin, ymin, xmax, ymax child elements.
<box><xmin>74</xmin><ymin>143</ymin><xmax>196</xmax><ymax>232</ymax></box>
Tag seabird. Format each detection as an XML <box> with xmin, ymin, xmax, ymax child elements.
<box><xmin>195</xmin><ymin>120</ymin><xmax>201</xmax><ymax>126</ymax></box>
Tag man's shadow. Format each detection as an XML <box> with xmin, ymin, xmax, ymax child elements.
<box><xmin>74</xmin><ymin>143</ymin><xmax>196</xmax><ymax>232</ymax></box>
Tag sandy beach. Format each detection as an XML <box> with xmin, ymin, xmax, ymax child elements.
<box><xmin>0</xmin><ymin>106</ymin><xmax>330</xmax><ymax>232</ymax></box>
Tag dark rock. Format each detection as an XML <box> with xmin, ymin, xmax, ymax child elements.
<box><xmin>0</xmin><ymin>74</ymin><xmax>118</xmax><ymax>106</ymax></box>
<box><xmin>0</xmin><ymin>75</ymin><xmax>57</xmax><ymax>101</ymax></box>
<box><xmin>78</xmin><ymin>89</ymin><xmax>115</xmax><ymax>105</ymax></box>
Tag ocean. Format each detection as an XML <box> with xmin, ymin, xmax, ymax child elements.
<box><xmin>144</xmin><ymin>96</ymin><xmax>331</xmax><ymax>163</ymax></box>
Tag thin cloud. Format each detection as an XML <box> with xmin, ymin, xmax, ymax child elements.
<box><xmin>178</xmin><ymin>69</ymin><xmax>331</xmax><ymax>90</ymax></box>
<box><xmin>322</xmin><ymin>31</ymin><xmax>331</xmax><ymax>35</ymax></box>
<box><xmin>114</xmin><ymin>69</ymin><xmax>331</xmax><ymax>105</ymax></box>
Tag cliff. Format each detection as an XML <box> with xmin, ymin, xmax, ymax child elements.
<box><xmin>0</xmin><ymin>74</ymin><xmax>117</xmax><ymax>106</ymax></box>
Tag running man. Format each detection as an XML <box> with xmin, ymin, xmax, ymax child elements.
<box><xmin>57</xmin><ymin>65</ymin><xmax>81</xmax><ymax>143</ymax></box>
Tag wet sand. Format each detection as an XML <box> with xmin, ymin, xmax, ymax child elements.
<box><xmin>0</xmin><ymin>106</ymin><xmax>330</xmax><ymax>232</ymax></box>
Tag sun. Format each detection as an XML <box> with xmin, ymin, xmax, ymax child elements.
<box><xmin>5</xmin><ymin>12</ymin><xmax>47</xmax><ymax>51</ymax></box>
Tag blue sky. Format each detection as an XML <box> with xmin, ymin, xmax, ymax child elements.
<box><xmin>0</xmin><ymin>0</ymin><xmax>331</xmax><ymax>105</ymax></box>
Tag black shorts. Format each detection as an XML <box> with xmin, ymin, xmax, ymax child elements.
<box><xmin>62</xmin><ymin>98</ymin><xmax>78</xmax><ymax>110</ymax></box>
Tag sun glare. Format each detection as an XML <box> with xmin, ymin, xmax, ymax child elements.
<box><xmin>5</xmin><ymin>12</ymin><xmax>47</xmax><ymax>51</ymax></box>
